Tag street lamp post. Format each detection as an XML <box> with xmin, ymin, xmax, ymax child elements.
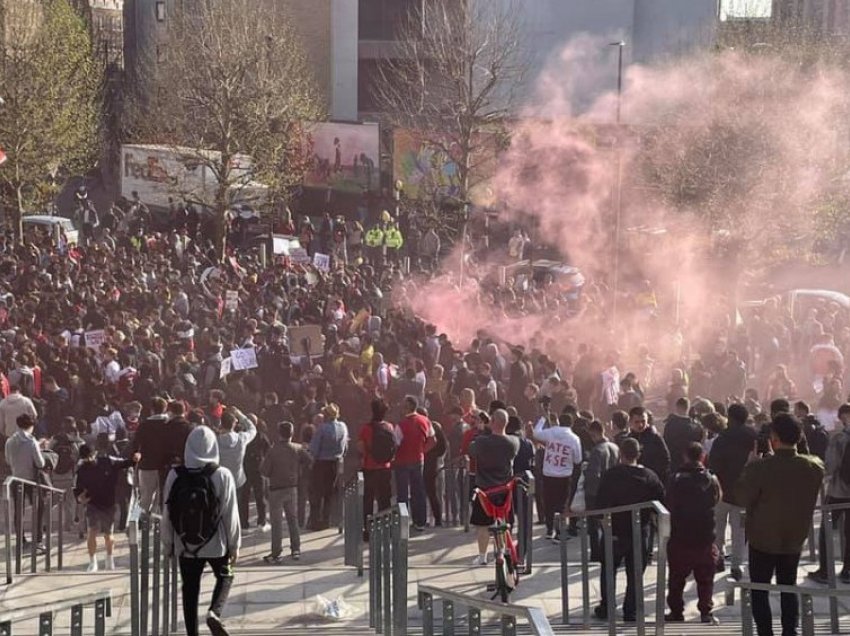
<box><xmin>610</xmin><ymin>41</ymin><xmax>625</xmax><ymax>328</ymax></box>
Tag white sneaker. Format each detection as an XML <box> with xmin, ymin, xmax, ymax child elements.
<box><xmin>471</xmin><ymin>555</ymin><xmax>488</xmax><ymax>566</ymax></box>
<box><xmin>87</xmin><ymin>560</ymin><xmax>99</xmax><ymax>572</ymax></box>
<box><xmin>260</xmin><ymin>523</ymin><xmax>271</xmax><ymax>533</ymax></box>
<box><xmin>105</xmin><ymin>556</ymin><xmax>116</xmax><ymax>570</ymax></box>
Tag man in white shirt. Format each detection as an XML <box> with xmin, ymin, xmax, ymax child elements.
<box><xmin>103</xmin><ymin>348</ymin><xmax>121</xmax><ymax>385</ymax></box>
<box><xmin>0</xmin><ymin>384</ymin><xmax>38</xmax><ymax>438</ymax></box>
<box><xmin>533</xmin><ymin>411</ymin><xmax>583</xmax><ymax>541</ymax></box>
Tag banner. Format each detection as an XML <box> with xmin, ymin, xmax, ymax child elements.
<box><xmin>304</xmin><ymin>122</ymin><xmax>380</xmax><ymax>192</ymax></box>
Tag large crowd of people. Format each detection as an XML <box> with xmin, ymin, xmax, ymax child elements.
<box><xmin>3</xmin><ymin>192</ymin><xmax>850</xmax><ymax>636</ymax></box>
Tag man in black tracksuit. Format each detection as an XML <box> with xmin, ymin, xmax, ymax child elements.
<box><xmin>663</xmin><ymin>398</ymin><xmax>704</xmax><ymax>474</ymax></box>
<box><xmin>594</xmin><ymin>437</ymin><xmax>665</xmax><ymax>621</ymax></box>
<box><xmin>626</xmin><ymin>406</ymin><xmax>671</xmax><ymax>487</ymax></box>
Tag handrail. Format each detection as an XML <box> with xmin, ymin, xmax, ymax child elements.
<box><xmin>4</xmin><ymin>475</ymin><xmax>67</xmax><ymax>584</ymax></box>
<box><xmin>0</xmin><ymin>589</ymin><xmax>112</xmax><ymax>623</ymax></box>
<box><xmin>2</xmin><ymin>475</ymin><xmax>66</xmax><ymax>496</ymax></box>
<box><xmin>418</xmin><ymin>585</ymin><xmax>555</xmax><ymax>636</ymax></box>
<box><xmin>734</xmin><ymin>581</ymin><xmax>850</xmax><ymax>636</ymax></box>
<box><xmin>556</xmin><ymin>499</ymin><xmax>670</xmax><ymax>636</ymax></box>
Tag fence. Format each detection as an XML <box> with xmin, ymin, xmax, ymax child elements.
<box><xmin>128</xmin><ymin>511</ymin><xmax>179</xmax><ymax>636</ymax></box>
<box><xmin>556</xmin><ymin>500</ymin><xmax>670</xmax><ymax>636</ymax></box>
<box><xmin>368</xmin><ymin>503</ymin><xmax>410</xmax><ymax>636</ymax></box>
<box><xmin>342</xmin><ymin>472</ymin><xmax>365</xmax><ymax>576</ymax></box>
<box><xmin>418</xmin><ymin>584</ymin><xmax>555</xmax><ymax>636</ymax></box>
<box><xmin>3</xmin><ymin>476</ymin><xmax>67</xmax><ymax>584</ymax></box>
<box><xmin>514</xmin><ymin>471</ymin><xmax>535</xmax><ymax>575</ymax></box>
<box><xmin>0</xmin><ymin>589</ymin><xmax>112</xmax><ymax>636</ymax></box>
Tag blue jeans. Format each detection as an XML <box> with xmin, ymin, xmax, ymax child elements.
<box><xmin>394</xmin><ymin>463</ymin><xmax>427</xmax><ymax>527</ymax></box>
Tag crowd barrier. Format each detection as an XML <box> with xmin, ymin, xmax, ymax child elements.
<box><xmin>0</xmin><ymin>589</ymin><xmax>112</xmax><ymax>636</ymax></box>
<box><xmin>735</xmin><ymin>582</ymin><xmax>850</xmax><ymax>636</ymax></box>
<box><xmin>418</xmin><ymin>584</ymin><xmax>554</xmax><ymax>636</ymax></box>
<box><xmin>368</xmin><ymin>503</ymin><xmax>409</xmax><ymax>636</ymax></box>
<box><xmin>128</xmin><ymin>511</ymin><xmax>178</xmax><ymax>636</ymax></box>
<box><xmin>3</xmin><ymin>476</ymin><xmax>67</xmax><ymax>584</ymax></box>
<box><xmin>556</xmin><ymin>500</ymin><xmax>670</xmax><ymax>636</ymax></box>
<box><xmin>342</xmin><ymin>472</ymin><xmax>365</xmax><ymax>576</ymax></box>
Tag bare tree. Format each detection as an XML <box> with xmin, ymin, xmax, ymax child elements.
<box><xmin>375</xmin><ymin>0</ymin><xmax>526</xmax><ymax>217</ymax></box>
<box><xmin>126</xmin><ymin>0</ymin><xmax>324</xmax><ymax>258</ymax></box>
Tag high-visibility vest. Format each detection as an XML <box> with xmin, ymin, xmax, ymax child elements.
<box><xmin>385</xmin><ymin>228</ymin><xmax>403</xmax><ymax>249</ymax></box>
<box><xmin>365</xmin><ymin>227</ymin><xmax>384</xmax><ymax>247</ymax></box>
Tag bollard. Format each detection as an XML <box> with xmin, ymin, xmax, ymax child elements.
<box><xmin>30</xmin><ymin>487</ymin><xmax>38</xmax><ymax>573</ymax></box>
<box><xmin>442</xmin><ymin>599</ymin><xmax>454</xmax><ymax>636</ymax></box>
<box><xmin>45</xmin><ymin>491</ymin><xmax>52</xmax><ymax>572</ymax></box>
<box><xmin>741</xmin><ymin>588</ymin><xmax>754</xmax><ymax>636</ymax></box>
<box><xmin>152</xmin><ymin>519</ymin><xmax>161</xmax><ymax>636</ymax></box>
<box><xmin>579</xmin><ymin>516</ymin><xmax>591</xmax><ymax>627</ymax></box>
<box><xmin>129</xmin><ymin>519</ymin><xmax>140</xmax><ymax>636</ymax></box>
<box><xmin>824</xmin><ymin>510</ymin><xmax>839</xmax><ymax>633</ymax></box>
<box><xmin>392</xmin><ymin>505</ymin><xmax>409</xmax><ymax>635</ymax></box>
<box><xmin>655</xmin><ymin>505</ymin><xmax>670</xmax><ymax>636</ymax></box>
<box><xmin>15</xmin><ymin>482</ymin><xmax>23</xmax><ymax>576</ymax></box>
<box><xmin>421</xmin><ymin>591</ymin><xmax>433</xmax><ymax>636</ymax></box>
<box><xmin>57</xmin><ymin>493</ymin><xmax>64</xmax><ymax>571</ymax></box>
<box><xmin>602</xmin><ymin>513</ymin><xmax>616</xmax><ymax>636</ymax></box>
<box><xmin>140</xmin><ymin>514</ymin><xmax>150</xmax><ymax>636</ymax></box>
<box><xmin>630</xmin><ymin>509</ymin><xmax>645</xmax><ymax>636</ymax></box>
<box><xmin>801</xmin><ymin>593</ymin><xmax>814</xmax><ymax>636</ymax></box>
<box><xmin>557</xmin><ymin>514</ymin><xmax>569</xmax><ymax>625</ymax></box>
<box><xmin>4</xmin><ymin>484</ymin><xmax>11</xmax><ymax>585</ymax></box>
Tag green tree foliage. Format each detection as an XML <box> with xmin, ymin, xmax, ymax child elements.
<box><xmin>0</xmin><ymin>0</ymin><xmax>102</xmax><ymax>241</ymax></box>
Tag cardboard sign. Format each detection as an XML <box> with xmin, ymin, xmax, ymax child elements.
<box><xmin>225</xmin><ymin>290</ymin><xmax>238</xmax><ymax>311</ymax></box>
<box><xmin>230</xmin><ymin>347</ymin><xmax>258</xmax><ymax>371</ymax></box>
<box><xmin>313</xmin><ymin>252</ymin><xmax>330</xmax><ymax>272</ymax></box>
<box><xmin>288</xmin><ymin>324</ymin><xmax>324</xmax><ymax>357</ymax></box>
<box><xmin>290</xmin><ymin>247</ymin><xmax>311</xmax><ymax>264</ymax></box>
<box><xmin>85</xmin><ymin>329</ymin><xmax>105</xmax><ymax>349</ymax></box>
<box><xmin>220</xmin><ymin>357</ymin><xmax>232</xmax><ymax>379</ymax></box>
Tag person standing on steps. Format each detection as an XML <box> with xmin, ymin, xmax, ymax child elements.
<box><xmin>532</xmin><ymin>410</ymin><xmax>582</xmax><ymax>541</ymax></box>
<box><xmin>74</xmin><ymin>433</ymin><xmax>140</xmax><ymax>571</ymax></box>
<box><xmin>162</xmin><ymin>426</ymin><xmax>240</xmax><ymax>636</ymax></box>
<box><xmin>737</xmin><ymin>413</ymin><xmax>824</xmax><ymax>636</ymax></box>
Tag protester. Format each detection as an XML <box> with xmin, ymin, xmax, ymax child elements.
<box><xmin>594</xmin><ymin>438</ymin><xmax>665</xmax><ymax>622</ymax></box>
<box><xmin>467</xmin><ymin>409</ymin><xmax>519</xmax><ymax>565</ymax></box>
<box><xmin>308</xmin><ymin>403</ymin><xmax>348</xmax><ymax>530</ymax></box>
<box><xmin>358</xmin><ymin>398</ymin><xmax>395</xmax><ymax>536</ymax></box>
<box><xmin>393</xmin><ymin>396</ymin><xmax>435</xmax><ymax>531</ymax></box>
<box><xmin>162</xmin><ymin>426</ymin><xmax>240</xmax><ymax>636</ymax></box>
<box><xmin>216</xmin><ymin>407</ymin><xmax>257</xmax><ymax>529</ymax></box>
<box><xmin>584</xmin><ymin>419</ymin><xmax>619</xmax><ymax>561</ymax></box>
<box><xmin>0</xmin><ymin>383</ymin><xmax>38</xmax><ymax>438</ymax></box>
<box><xmin>133</xmin><ymin>397</ymin><xmax>170</xmax><ymax>511</ymax></box>
<box><xmin>665</xmin><ymin>442</ymin><xmax>721</xmax><ymax>624</ymax></box>
<box><xmin>809</xmin><ymin>403</ymin><xmax>850</xmax><ymax>584</ymax></box>
<box><xmin>662</xmin><ymin>398</ymin><xmax>703</xmax><ymax>474</ymax></box>
<box><xmin>708</xmin><ymin>402</ymin><xmax>757</xmax><ymax>580</ymax></box>
<box><xmin>4</xmin><ymin>413</ymin><xmax>47</xmax><ymax>550</ymax></box>
<box><xmin>74</xmin><ymin>433</ymin><xmax>140</xmax><ymax>571</ymax></box>
<box><xmin>261</xmin><ymin>422</ymin><xmax>310</xmax><ymax>563</ymax></box>
<box><xmin>423</xmin><ymin>415</ymin><xmax>447</xmax><ymax>527</ymax></box>
<box><xmin>737</xmin><ymin>413</ymin><xmax>824</xmax><ymax>636</ymax></box>
<box><xmin>532</xmin><ymin>410</ymin><xmax>582</xmax><ymax>541</ymax></box>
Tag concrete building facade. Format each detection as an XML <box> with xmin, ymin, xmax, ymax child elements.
<box><xmin>123</xmin><ymin>0</ymin><xmax>357</xmax><ymax>120</ymax></box>
<box><xmin>773</xmin><ymin>0</ymin><xmax>850</xmax><ymax>33</ymax></box>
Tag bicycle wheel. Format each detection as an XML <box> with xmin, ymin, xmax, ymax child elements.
<box><xmin>494</xmin><ymin>554</ymin><xmax>511</xmax><ymax>603</ymax></box>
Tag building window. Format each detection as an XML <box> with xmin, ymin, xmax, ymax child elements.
<box><xmin>155</xmin><ymin>1</ymin><xmax>166</xmax><ymax>22</ymax></box>
<box><xmin>359</xmin><ymin>0</ymin><xmax>420</xmax><ymax>41</ymax></box>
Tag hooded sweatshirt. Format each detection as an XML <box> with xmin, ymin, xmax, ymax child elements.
<box><xmin>161</xmin><ymin>427</ymin><xmax>241</xmax><ymax>559</ymax></box>
<box><xmin>0</xmin><ymin>392</ymin><xmax>38</xmax><ymax>438</ymax></box>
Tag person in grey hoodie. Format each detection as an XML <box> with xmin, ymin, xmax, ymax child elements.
<box><xmin>162</xmin><ymin>426</ymin><xmax>240</xmax><ymax>636</ymax></box>
<box><xmin>216</xmin><ymin>406</ymin><xmax>256</xmax><ymax>529</ymax></box>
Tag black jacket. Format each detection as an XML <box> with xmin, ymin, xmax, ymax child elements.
<box><xmin>74</xmin><ymin>455</ymin><xmax>135</xmax><ymax>509</ymax></box>
<box><xmin>668</xmin><ymin>462</ymin><xmax>721</xmax><ymax>547</ymax></box>
<box><xmin>631</xmin><ymin>427</ymin><xmax>671</xmax><ymax>487</ymax></box>
<box><xmin>663</xmin><ymin>414</ymin><xmax>703</xmax><ymax>474</ymax></box>
<box><xmin>708</xmin><ymin>422</ymin><xmax>758</xmax><ymax>505</ymax></box>
<box><xmin>596</xmin><ymin>463</ymin><xmax>665</xmax><ymax>540</ymax></box>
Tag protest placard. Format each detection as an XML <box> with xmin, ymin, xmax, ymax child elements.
<box><xmin>85</xmin><ymin>329</ymin><xmax>105</xmax><ymax>349</ymax></box>
<box><xmin>225</xmin><ymin>290</ymin><xmax>238</xmax><ymax>311</ymax></box>
<box><xmin>313</xmin><ymin>252</ymin><xmax>330</xmax><ymax>272</ymax></box>
<box><xmin>288</xmin><ymin>325</ymin><xmax>324</xmax><ymax>357</ymax></box>
<box><xmin>230</xmin><ymin>347</ymin><xmax>258</xmax><ymax>371</ymax></box>
<box><xmin>220</xmin><ymin>357</ymin><xmax>232</xmax><ymax>379</ymax></box>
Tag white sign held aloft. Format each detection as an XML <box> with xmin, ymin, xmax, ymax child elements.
<box><xmin>313</xmin><ymin>252</ymin><xmax>331</xmax><ymax>272</ymax></box>
<box><xmin>225</xmin><ymin>290</ymin><xmax>238</xmax><ymax>311</ymax></box>
<box><xmin>230</xmin><ymin>348</ymin><xmax>258</xmax><ymax>371</ymax></box>
<box><xmin>220</xmin><ymin>357</ymin><xmax>232</xmax><ymax>379</ymax></box>
<box><xmin>85</xmin><ymin>330</ymin><xmax>105</xmax><ymax>349</ymax></box>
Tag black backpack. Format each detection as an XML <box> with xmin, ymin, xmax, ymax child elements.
<box><xmin>166</xmin><ymin>464</ymin><xmax>221</xmax><ymax>555</ymax></box>
<box><xmin>53</xmin><ymin>436</ymin><xmax>79</xmax><ymax>475</ymax></box>
<box><xmin>370</xmin><ymin>421</ymin><xmax>397</xmax><ymax>464</ymax></box>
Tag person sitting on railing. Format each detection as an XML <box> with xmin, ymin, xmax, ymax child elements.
<box><xmin>593</xmin><ymin>437</ymin><xmax>665</xmax><ymax>622</ymax></box>
<box><xmin>665</xmin><ymin>442</ymin><xmax>721</xmax><ymax>625</ymax></box>
<box><xmin>736</xmin><ymin>413</ymin><xmax>824</xmax><ymax>636</ymax></box>
<box><xmin>4</xmin><ymin>412</ymin><xmax>48</xmax><ymax>552</ymax></box>
<box><xmin>74</xmin><ymin>433</ymin><xmax>140</xmax><ymax>571</ymax></box>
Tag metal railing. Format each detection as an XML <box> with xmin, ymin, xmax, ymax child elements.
<box><xmin>514</xmin><ymin>471</ymin><xmax>535</xmax><ymax>575</ymax></box>
<box><xmin>368</xmin><ymin>503</ymin><xmax>410</xmax><ymax>636</ymax></box>
<box><xmin>442</xmin><ymin>456</ymin><xmax>466</xmax><ymax>528</ymax></box>
<box><xmin>128</xmin><ymin>511</ymin><xmax>178</xmax><ymax>636</ymax></box>
<box><xmin>418</xmin><ymin>584</ymin><xmax>555</xmax><ymax>636</ymax></box>
<box><xmin>343</xmin><ymin>471</ymin><xmax>365</xmax><ymax>576</ymax></box>
<box><xmin>0</xmin><ymin>589</ymin><xmax>112</xmax><ymax>636</ymax></box>
<box><xmin>735</xmin><ymin>581</ymin><xmax>850</xmax><ymax>636</ymax></box>
<box><xmin>3</xmin><ymin>476</ymin><xmax>67</xmax><ymax>584</ymax></box>
<box><xmin>556</xmin><ymin>500</ymin><xmax>670</xmax><ymax>636</ymax></box>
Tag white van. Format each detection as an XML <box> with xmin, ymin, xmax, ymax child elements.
<box><xmin>22</xmin><ymin>215</ymin><xmax>79</xmax><ymax>245</ymax></box>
